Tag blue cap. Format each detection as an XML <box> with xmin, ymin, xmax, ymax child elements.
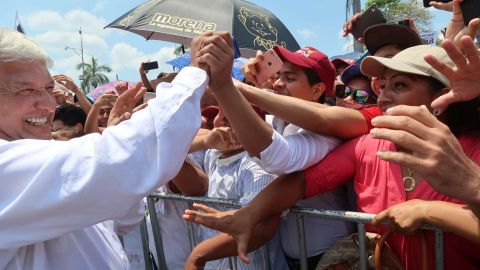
<box><xmin>340</xmin><ymin>64</ymin><xmax>365</xmax><ymax>84</ymax></box>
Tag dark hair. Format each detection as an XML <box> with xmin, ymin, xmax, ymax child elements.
<box><xmin>303</xmin><ymin>68</ymin><xmax>325</xmax><ymax>103</ymax></box>
<box><xmin>54</xmin><ymin>104</ymin><xmax>87</xmax><ymax>127</ymax></box>
<box><xmin>446</xmin><ymin>97</ymin><xmax>480</xmax><ymax>135</ymax></box>
<box><xmin>426</xmin><ymin>77</ymin><xmax>480</xmax><ymax>135</ymax></box>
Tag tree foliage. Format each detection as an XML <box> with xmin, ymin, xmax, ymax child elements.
<box><xmin>76</xmin><ymin>57</ymin><xmax>112</xmax><ymax>93</ymax></box>
<box><xmin>364</xmin><ymin>0</ymin><xmax>433</xmax><ymax>33</ymax></box>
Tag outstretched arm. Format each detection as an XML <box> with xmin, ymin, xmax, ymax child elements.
<box><xmin>373</xmin><ymin>200</ymin><xmax>480</xmax><ymax>244</ymax></box>
<box><xmin>168</xmin><ymin>161</ymin><xmax>209</xmax><ymax>196</ymax></box>
<box><xmin>53</xmin><ymin>74</ymin><xmax>92</xmax><ymax>114</ymax></box>
<box><xmin>236</xmin><ymin>81</ymin><xmax>369</xmax><ymax>140</ymax></box>
<box><xmin>197</xmin><ymin>35</ymin><xmax>274</xmax><ymax>157</ymax></box>
<box><xmin>185</xmin><ymin>215</ymin><xmax>279</xmax><ymax>269</ymax></box>
<box><xmin>184</xmin><ymin>171</ymin><xmax>306</xmax><ymax>263</ymax></box>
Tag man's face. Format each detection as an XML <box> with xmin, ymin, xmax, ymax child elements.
<box><xmin>272</xmin><ymin>62</ymin><xmax>318</xmax><ymax>102</ymax></box>
<box><xmin>98</xmin><ymin>106</ymin><xmax>112</xmax><ymax>127</ymax></box>
<box><xmin>0</xmin><ymin>61</ymin><xmax>55</xmax><ymax>141</ymax></box>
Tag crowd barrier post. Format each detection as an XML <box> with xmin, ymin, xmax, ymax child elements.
<box><xmin>146</xmin><ymin>196</ymin><xmax>168</xmax><ymax>269</ymax></box>
<box><xmin>295</xmin><ymin>213</ymin><xmax>308</xmax><ymax>270</ymax></box>
<box><xmin>435</xmin><ymin>229</ymin><xmax>444</xmax><ymax>270</ymax></box>
<box><xmin>139</xmin><ymin>218</ymin><xmax>154</xmax><ymax>270</ymax></box>
<box><xmin>144</xmin><ymin>193</ymin><xmax>445</xmax><ymax>270</ymax></box>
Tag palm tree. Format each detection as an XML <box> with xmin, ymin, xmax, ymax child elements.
<box><xmin>77</xmin><ymin>57</ymin><xmax>112</xmax><ymax>93</ymax></box>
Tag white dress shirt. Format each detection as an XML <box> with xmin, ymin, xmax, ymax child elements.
<box><xmin>258</xmin><ymin>117</ymin><xmax>355</xmax><ymax>258</ymax></box>
<box><xmin>0</xmin><ymin>67</ymin><xmax>208</xmax><ymax>270</ymax></box>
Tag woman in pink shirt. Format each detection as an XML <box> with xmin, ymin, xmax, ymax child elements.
<box><xmin>184</xmin><ymin>45</ymin><xmax>480</xmax><ymax>269</ymax></box>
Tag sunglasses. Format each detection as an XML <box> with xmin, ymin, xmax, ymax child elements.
<box><xmin>335</xmin><ymin>85</ymin><xmax>372</xmax><ymax>104</ymax></box>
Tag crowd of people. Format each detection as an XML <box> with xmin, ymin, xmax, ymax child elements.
<box><xmin>1</xmin><ymin>0</ymin><xmax>480</xmax><ymax>269</ymax></box>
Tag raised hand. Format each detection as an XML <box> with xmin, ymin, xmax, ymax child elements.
<box><xmin>428</xmin><ymin>1</ymin><xmax>453</xmax><ymax>11</ymax></box>
<box><xmin>203</xmin><ymin>127</ymin><xmax>242</xmax><ymax>151</ymax></box>
<box><xmin>52</xmin><ymin>74</ymin><xmax>81</xmax><ymax>93</ymax></box>
<box><xmin>107</xmin><ymin>82</ymin><xmax>147</xmax><ymax>127</ymax></box>
<box><xmin>183</xmin><ymin>203</ymin><xmax>254</xmax><ymax>264</ymax></box>
<box><xmin>114</xmin><ymin>81</ymin><xmax>129</xmax><ymax>96</ymax></box>
<box><xmin>425</xmin><ymin>36</ymin><xmax>480</xmax><ymax>109</ymax></box>
<box><xmin>370</xmin><ymin>105</ymin><xmax>480</xmax><ymax>202</ymax></box>
<box><xmin>372</xmin><ymin>199</ymin><xmax>428</xmax><ymax>234</ymax></box>
<box><xmin>190</xmin><ymin>32</ymin><xmax>214</xmax><ymax>75</ymax></box>
<box><xmin>342</xmin><ymin>13</ymin><xmax>364</xmax><ymax>44</ymax></box>
<box><xmin>196</xmin><ymin>32</ymin><xmax>234</xmax><ymax>91</ymax></box>
<box><xmin>94</xmin><ymin>92</ymin><xmax>117</xmax><ymax>108</ymax></box>
<box><xmin>441</xmin><ymin>0</ymin><xmax>480</xmax><ymax>51</ymax></box>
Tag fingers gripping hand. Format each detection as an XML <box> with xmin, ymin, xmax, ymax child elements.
<box><xmin>190</xmin><ymin>32</ymin><xmax>214</xmax><ymax>74</ymax></box>
<box><xmin>197</xmin><ymin>33</ymin><xmax>235</xmax><ymax>90</ymax></box>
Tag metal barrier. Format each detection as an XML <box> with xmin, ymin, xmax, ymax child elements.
<box><xmin>140</xmin><ymin>192</ymin><xmax>445</xmax><ymax>270</ymax></box>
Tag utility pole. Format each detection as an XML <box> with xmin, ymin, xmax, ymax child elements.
<box><xmin>352</xmin><ymin>0</ymin><xmax>363</xmax><ymax>52</ymax></box>
<box><xmin>79</xmin><ymin>27</ymin><xmax>86</xmax><ymax>91</ymax></box>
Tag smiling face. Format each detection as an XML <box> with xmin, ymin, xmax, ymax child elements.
<box><xmin>0</xmin><ymin>60</ymin><xmax>56</xmax><ymax>141</ymax></box>
<box><xmin>377</xmin><ymin>69</ymin><xmax>440</xmax><ymax>113</ymax></box>
<box><xmin>98</xmin><ymin>106</ymin><xmax>112</xmax><ymax>128</ymax></box>
<box><xmin>272</xmin><ymin>62</ymin><xmax>323</xmax><ymax>102</ymax></box>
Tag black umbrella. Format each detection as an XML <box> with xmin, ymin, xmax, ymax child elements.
<box><xmin>106</xmin><ymin>0</ymin><xmax>300</xmax><ymax>57</ymax></box>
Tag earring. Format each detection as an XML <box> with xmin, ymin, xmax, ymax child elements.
<box><xmin>433</xmin><ymin>108</ymin><xmax>442</xmax><ymax>116</ymax></box>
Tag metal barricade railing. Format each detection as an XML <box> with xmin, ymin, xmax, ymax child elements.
<box><xmin>140</xmin><ymin>192</ymin><xmax>445</xmax><ymax>270</ymax></box>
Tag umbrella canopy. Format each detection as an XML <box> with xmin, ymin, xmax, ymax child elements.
<box><xmin>90</xmin><ymin>81</ymin><xmax>134</xmax><ymax>100</ymax></box>
<box><xmin>106</xmin><ymin>0</ymin><xmax>300</xmax><ymax>58</ymax></box>
<box><xmin>166</xmin><ymin>52</ymin><xmax>246</xmax><ymax>81</ymax></box>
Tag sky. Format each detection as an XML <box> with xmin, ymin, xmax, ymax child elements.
<box><xmin>1</xmin><ymin>0</ymin><xmax>451</xmax><ymax>88</ymax></box>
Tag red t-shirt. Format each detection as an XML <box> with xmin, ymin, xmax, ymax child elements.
<box><xmin>305</xmin><ymin>134</ymin><xmax>480</xmax><ymax>270</ymax></box>
<box><xmin>359</xmin><ymin>105</ymin><xmax>382</xmax><ymax>131</ymax></box>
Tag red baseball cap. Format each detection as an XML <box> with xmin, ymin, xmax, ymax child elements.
<box><xmin>273</xmin><ymin>46</ymin><xmax>336</xmax><ymax>96</ymax></box>
<box><xmin>331</xmin><ymin>58</ymin><xmax>355</xmax><ymax>68</ymax></box>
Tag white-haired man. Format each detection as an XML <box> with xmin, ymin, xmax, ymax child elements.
<box><xmin>0</xmin><ymin>28</ymin><xmax>233</xmax><ymax>269</ymax></box>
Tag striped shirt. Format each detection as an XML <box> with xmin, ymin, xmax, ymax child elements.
<box><xmin>190</xmin><ymin>150</ymin><xmax>289</xmax><ymax>270</ymax></box>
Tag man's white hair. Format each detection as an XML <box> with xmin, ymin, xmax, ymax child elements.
<box><xmin>0</xmin><ymin>27</ymin><xmax>53</xmax><ymax>68</ymax></box>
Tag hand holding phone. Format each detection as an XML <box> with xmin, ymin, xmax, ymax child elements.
<box><xmin>423</xmin><ymin>0</ymin><xmax>452</xmax><ymax>8</ymax></box>
<box><xmin>350</xmin><ymin>5</ymin><xmax>387</xmax><ymax>40</ymax></box>
<box><xmin>255</xmin><ymin>49</ymin><xmax>283</xmax><ymax>85</ymax></box>
<box><xmin>142</xmin><ymin>61</ymin><xmax>159</xmax><ymax>72</ymax></box>
<box><xmin>461</xmin><ymin>0</ymin><xmax>480</xmax><ymax>26</ymax></box>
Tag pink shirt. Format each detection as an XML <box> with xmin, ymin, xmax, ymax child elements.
<box><xmin>305</xmin><ymin>134</ymin><xmax>480</xmax><ymax>270</ymax></box>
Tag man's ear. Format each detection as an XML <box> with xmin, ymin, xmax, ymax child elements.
<box><xmin>74</xmin><ymin>123</ymin><xmax>84</xmax><ymax>131</ymax></box>
<box><xmin>312</xmin><ymin>82</ymin><xmax>326</xmax><ymax>102</ymax></box>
